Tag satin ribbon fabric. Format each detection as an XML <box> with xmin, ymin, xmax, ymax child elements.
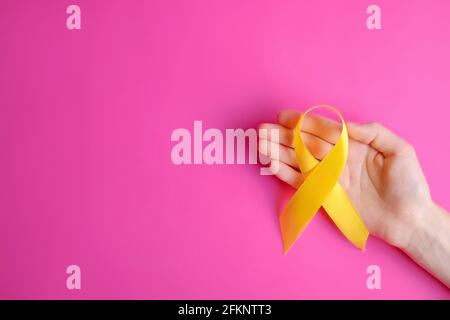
<box><xmin>279</xmin><ymin>106</ymin><xmax>369</xmax><ymax>254</ymax></box>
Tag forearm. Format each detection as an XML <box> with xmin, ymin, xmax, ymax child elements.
<box><xmin>400</xmin><ymin>203</ymin><xmax>450</xmax><ymax>288</ymax></box>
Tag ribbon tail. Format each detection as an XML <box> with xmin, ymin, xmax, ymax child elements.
<box><xmin>322</xmin><ymin>183</ymin><xmax>369</xmax><ymax>250</ymax></box>
<box><xmin>279</xmin><ymin>194</ymin><xmax>322</xmax><ymax>254</ymax></box>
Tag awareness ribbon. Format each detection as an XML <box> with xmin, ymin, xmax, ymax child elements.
<box><xmin>279</xmin><ymin>105</ymin><xmax>369</xmax><ymax>254</ymax></box>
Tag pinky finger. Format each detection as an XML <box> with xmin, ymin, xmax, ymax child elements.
<box><xmin>270</xmin><ymin>160</ymin><xmax>304</xmax><ymax>188</ymax></box>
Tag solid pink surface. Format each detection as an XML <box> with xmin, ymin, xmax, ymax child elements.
<box><xmin>0</xmin><ymin>0</ymin><xmax>449</xmax><ymax>299</ymax></box>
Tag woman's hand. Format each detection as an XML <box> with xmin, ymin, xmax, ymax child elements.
<box><xmin>259</xmin><ymin>110</ymin><xmax>450</xmax><ymax>287</ymax></box>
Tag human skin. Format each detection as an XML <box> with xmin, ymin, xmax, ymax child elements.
<box><xmin>258</xmin><ymin>110</ymin><xmax>450</xmax><ymax>288</ymax></box>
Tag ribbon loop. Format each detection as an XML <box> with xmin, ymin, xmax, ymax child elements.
<box><xmin>279</xmin><ymin>105</ymin><xmax>369</xmax><ymax>254</ymax></box>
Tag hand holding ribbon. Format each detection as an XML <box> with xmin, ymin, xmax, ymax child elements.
<box><xmin>279</xmin><ymin>106</ymin><xmax>369</xmax><ymax>254</ymax></box>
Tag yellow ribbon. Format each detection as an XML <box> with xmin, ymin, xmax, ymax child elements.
<box><xmin>279</xmin><ymin>105</ymin><xmax>369</xmax><ymax>254</ymax></box>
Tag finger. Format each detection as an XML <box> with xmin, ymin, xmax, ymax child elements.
<box><xmin>278</xmin><ymin>110</ymin><xmax>342</xmax><ymax>144</ymax></box>
<box><xmin>259</xmin><ymin>122</ymin><xmax>335</xmax><ymax>156</ymax></box>
<box><xmin>277</xmin><ymin>110</ymin><xmax>301</xmax><ymax>128</ymax></box>
<box><xmin>347</xmin><ymin>122</ymin><xmax>410</xmax><ymax>156</ymax></box>
<box><xmin>302</xmin><ymin>132</ymin><xmax>333</xmax><ymax>160</ymax></box>
<box><xmin>269</xmin><ymin>160</ymin><xmax>304</xmax><ymax>188</ymax></box>
<box><xmin>258</xmin><ymin>123</ymin><xmax>294</xmax><ymax>147</ymax></box>
<box><xmin>259</xmin><ymin>133</ymin><xmax>333</xmax><ymax>167</ymax></box>
<box><xmin>258</xmin><ymin>139</ymin><xmax>298</xmax><ymax>168</ymax></box>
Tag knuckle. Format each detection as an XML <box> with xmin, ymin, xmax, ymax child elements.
<box><xmin>400</xmin><ymin>141</ymin><xmax>415</xmax><ymax>155</ymax></box>
<box><xmin>369</xmin><ymin>121</ymin><xmax>382</xmax><ymax>130</ymax></box>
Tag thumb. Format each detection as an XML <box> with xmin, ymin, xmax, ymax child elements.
<box><xmin>347</xmin><ymin>122</ymin><xmax>411</xmax><ymax>156</ymax></box>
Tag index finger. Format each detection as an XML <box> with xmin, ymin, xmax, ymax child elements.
<box><xmin>277</xmin><ymin>110</ymin><xmax>342</xmax><ymax>145</ymax></box>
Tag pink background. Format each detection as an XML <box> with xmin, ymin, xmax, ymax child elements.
<box><xmin>0</xmin><ymin>0</ymin><xmax>449</xmax><ymax>299</ymax></box>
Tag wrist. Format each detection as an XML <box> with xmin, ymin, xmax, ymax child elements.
<box><xmin>396</xmin><ymin>201</ymin><xmax>450</xmax><ymax>288</ymax></box>
<box><xmin>390</xmin><ymin>200</ymin><xmax>436</xmax><ymax>252</ymax></box>
<box><xmin>399</xmin><ymin>201</ymin><xmax>439</xmax><ymax>257</ymax></box>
